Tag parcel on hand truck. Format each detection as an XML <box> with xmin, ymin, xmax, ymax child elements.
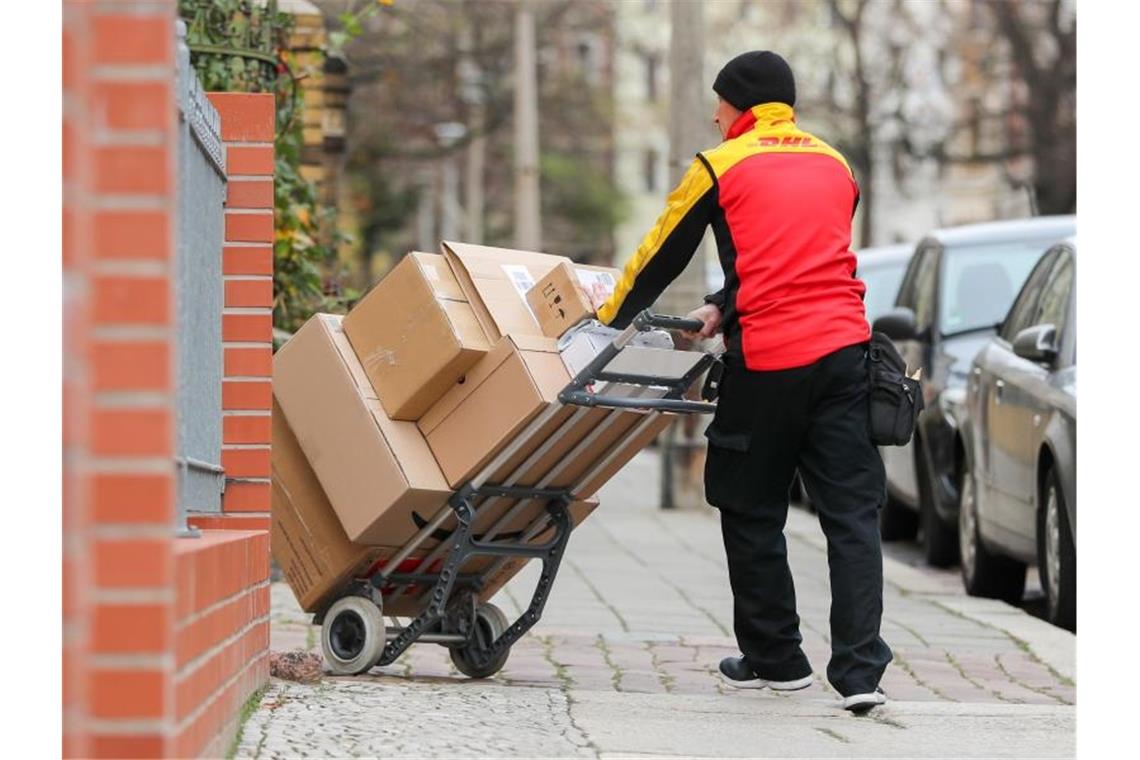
<box><xmin>271</xmin><ymin>243</ymin><xmax>718</xmax><ymax>678</ymax></box>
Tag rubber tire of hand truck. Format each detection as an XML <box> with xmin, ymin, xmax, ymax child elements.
<box><xmin>321</xmin><ymin>595</ymin><xmax>386</xmax><ymax>676</ymax></box>
<box><xmin>450</xmin><ymin>603</ymin><xmax>511</xmax><ymax>679</ymax></box>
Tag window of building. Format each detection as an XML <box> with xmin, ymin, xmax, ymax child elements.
<box><xmin>643</xmin><ymin>149</ymin><xmax>659</xmax><ymax>192</ymax></box>
<box><xmin>645</xmin><ymin>53</ymin><xmax>659</xmax><ymax>102</ymax></box>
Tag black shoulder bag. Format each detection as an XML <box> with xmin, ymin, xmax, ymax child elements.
<box><xmin>866</xmin><ymin>332</ymin><xmax>924</xmax><ymax>446</ymax></box>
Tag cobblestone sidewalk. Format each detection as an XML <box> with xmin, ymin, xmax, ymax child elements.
<box><xmin>237</xmin><ymin>450</ymin><xmax>1075</xmax><ymax>758</ymax></box>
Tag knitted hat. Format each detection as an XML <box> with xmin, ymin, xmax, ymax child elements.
<box><xmin>712</xmin><ymin>51</ymin><xmax>796</xmax><ymax>111</ymax></box>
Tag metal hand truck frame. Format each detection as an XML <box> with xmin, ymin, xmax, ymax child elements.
<box><xmin>316</xmin><ymin>311</ymin><xmax>718</xmax><ymax>678</ymax></box>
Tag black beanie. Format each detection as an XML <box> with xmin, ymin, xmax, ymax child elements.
<box><xmin>713</xmin><ymin>51</ymin><xmax>796</xmax><ymax>111</ymax></box>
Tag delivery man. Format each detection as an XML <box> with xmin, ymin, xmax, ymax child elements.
<box><xmin>594</xmin><ymin>51</ymin><xmax>891</xmax><ymax>714</ymax></box>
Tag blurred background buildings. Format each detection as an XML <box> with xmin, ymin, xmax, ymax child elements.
<box><xmin>306</xmin><ymin>0</ymin><xmax>1073</xmax><ymax>302</ymax></box>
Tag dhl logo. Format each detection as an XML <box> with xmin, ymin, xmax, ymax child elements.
<box><xmin>751</xmin><ymin>136</ymin><xmax>817</xmax><ymax>148</ymax></box>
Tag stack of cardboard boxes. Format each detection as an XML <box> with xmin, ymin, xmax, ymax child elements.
<box><xmin>271</xmin><ymin>243</ymin><xmax>677</xmax><ymax>617</ymax></box>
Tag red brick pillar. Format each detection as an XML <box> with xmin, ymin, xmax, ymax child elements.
<box><xmin>64</xmin><ymin>1</ymin><xmax>179</xmax><ymax>757</ymax></box>
<box><xmin>170</xmin><ymin>92</ymin><xmax>275</xmax><ymax>756</ymax></box>
<box><xmin>189</xmin><ymin>93</ymin><xmax>276</xmax><ymax>532</ymax></box>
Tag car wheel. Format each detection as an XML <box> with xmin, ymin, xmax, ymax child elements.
<box><xmin>958</xmin><ymin>459</ymin><xmax>1026</xmax><ymax>603</ymax></box>
<box><xmin>1038</xmin><ymin>467</ymin><xmax>1076</xmax><ymax>632</ymax></box>
<box><xmin>879</xmin><ymin>493</ymin><xmax>918</xmax><ymax>541</ymax></box>
<box><xmin>917</xmin><ymin>442</ymin><xmax>959</xmax><ymax>568</ymax></box>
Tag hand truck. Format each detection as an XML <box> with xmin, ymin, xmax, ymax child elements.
<box><xmin>316</xmin><ymin>311</ymin><xmax>718</xmax><ymax>679</ymax></box>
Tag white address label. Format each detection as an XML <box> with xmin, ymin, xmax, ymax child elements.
<box><xmin>501</xmin><ymin>264</ymin><xmax>537</xmax><ymax>300</ymax></box>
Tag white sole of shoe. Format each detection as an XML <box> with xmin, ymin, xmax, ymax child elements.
<box><xmin>720</xmin><ymin>672</ymin><xmax>814</xmax><ymax>691</ymax></box>
<box><xmin>842</xmin><ymin>692</ymin><xmax>887</xmax><ymax>712</ymax></box>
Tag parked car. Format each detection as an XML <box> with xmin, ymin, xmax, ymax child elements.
<box><xmin>959</xmin><ymin>238</ymin><xmax>1076</xmax><ymax>630</ymax></box>
<box><xmin>790</xmin><ymin>242</ymin><xmax>914</xmax><ymax>509</ymax></box>
<box><xmin>873</xmin><ymin>216</ymin><xmax>1076</xmax><ymax>566</ymax></box>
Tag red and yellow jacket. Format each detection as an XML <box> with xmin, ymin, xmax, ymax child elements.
<box><xmin>597</xmin><ymin>102</ymin><xmax>870</xmax><ymax>371</ymax></box>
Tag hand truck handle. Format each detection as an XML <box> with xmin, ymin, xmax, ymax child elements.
<box><xmin>632</xmin><ymin>311</ymin><xmax>705</xmax><ymax>334</ymax></box>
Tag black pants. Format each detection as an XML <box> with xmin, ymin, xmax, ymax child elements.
<box><xmin>704</xmin><ymin>343</ymin><xmax>892</xmax><ymax>697</ymax></box>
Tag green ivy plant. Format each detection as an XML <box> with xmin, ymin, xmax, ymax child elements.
<box><xmin>178</xmin><ymin>0</ymin><xmax>349</xmax><ymax>335</ymax></box>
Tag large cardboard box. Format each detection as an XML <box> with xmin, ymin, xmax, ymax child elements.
<box><xmin>343</xmin><ymin>252</ymin><xmax>490</xmax><ymax>420</ymax></box>
<box><xmin>271</xmin><ymin>399</ymin><xmax>384</xmax><ymax>613</ymax></box>
<box><xmin>274</xmin><ymin>313</ymin><xmax>454</xmax><ymax>544</ymax></box>
<box><xmin>526</xmin><ymin>260</ymin><xmax>620</xmax><ymax>339</ymax></box>
<box><xmin>418</xmin><ymin>333</ymin><xmax>570</xmax><ymax>487</ymax></box>
<box><xmin>272</xmin><ymin>395</ymin><xmax>601</xmax><ymax>615</ymax></box>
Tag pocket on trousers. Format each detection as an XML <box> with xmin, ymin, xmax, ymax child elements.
<box><xmin>703</xmin><ymin>369</ymin><xmax>754</xmax><ymax>453</ymax></box>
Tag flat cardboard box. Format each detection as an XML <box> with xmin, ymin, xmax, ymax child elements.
<box><xmin>418</xmin><ymin>333</ymin><xmax>571</xmax><ymax>487</ymax></box>
<box><xmin>343</xmin><ymin>252</ymin><xmax>490</xmax><ymax>420</ymax></box>
<box><xmin>271</xmin><ymin>400</ymin><xmax>385</xmax><ymax>613</ymax></box>
<box><xmin>274</xmin><ymin>313</ymin><xmax>454</xmax><ymax>544</ymax></box>
<box><xmin>526</xmin><ymin>260</ymin><xmax>620</xmax><ymax>338</ymax></box>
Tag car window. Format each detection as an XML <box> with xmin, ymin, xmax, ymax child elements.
<box><xmin>940</xmin><ymin>239</ymin><xmax>1052</xmax><ymax>336</ymax></box>
<box><xmin>903</xmin><ymin>249</ymin><xmax>938</xmax><ymax>332</ymax></box>
<box><xmin>859</xmin><ymin>262</ymin><xmax>908</xmax><ymax>324</ymax></box>
<box><xmin>1000</xmin><ymin>249</ymin><xmax>1057</xmax><ymax>342</ymax></box>
<box><xmin>895</xmin><ymin>245</ymin><xmax>926</xmax><ymax>309</ymax></box>
<box><xmin>1035</xmin><ymin>250</ymin><xmax>1074</xmax><ymax>340</ymax></box>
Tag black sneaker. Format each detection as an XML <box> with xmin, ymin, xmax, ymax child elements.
<box><xmin>842</xmin><ymin>688</ymin><xmax>887</xmax><ymax>714</ymax></box>
<box><xmin>718</xmin><ymin>656</ymin><xmax>813</xmax><ymax>691</ymax></box>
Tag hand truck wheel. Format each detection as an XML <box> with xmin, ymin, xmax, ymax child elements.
<box><xmin>449</xmin><ymin>602</ymin><xmax>511</xmax><ymax>679</ymax></box>
<box><xmin>320</xmin><ymin>595</ymin><xmax>386</xmax><ymax>676</ymax></box>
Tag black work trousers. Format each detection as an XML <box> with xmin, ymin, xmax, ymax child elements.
<box><xmin>703</xmin><ymin>342</ymin><xmax>892</xmax><ymax>697</ymax></box>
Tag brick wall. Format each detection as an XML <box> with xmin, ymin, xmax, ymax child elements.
<box><xmin>63</xmin><ymin>1</ymin><xmax>93</xmax><ymax>755</ymax></box>
<box><xmin>64</xmin><ymin>1</ymin><xmax>179</xmax><ymax>756</ymax></box>
<box><xmin>173</xmin><ymin>532</ymin><xmax>270</xmax><ymax>757</ymax></box>
<box><xmin>63</xmin><ymin>4</ymin><xmax>273</xmax><ymax>757</ymax></box>
<box><xmin>189</xmin><ymin>93</ymin><xmax>276</xmax><ymax>534</ymax></box>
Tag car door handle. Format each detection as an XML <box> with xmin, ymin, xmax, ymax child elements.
<box><xmin>994</xmin><ymin>378</ymin><xmax>1005</xmax><ymax>403</ymax></box>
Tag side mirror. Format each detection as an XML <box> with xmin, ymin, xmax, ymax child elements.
<box><xmin>873</xmin><ymin>307</ymin><xmax>918</xmax><ymax>342</ymax></box>
<box><xmin>1012</xmin><ymin>324</ymin><xmax>1058</xmax><ymax>364</ymax></box>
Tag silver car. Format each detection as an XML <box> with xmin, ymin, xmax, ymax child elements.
<box><xmin>874</xmin><ymin>216</ymin><xmax>1076</xmax><ymax>567</ymax></box>
<box><xmin>959</xmin><ymin>238</ymin><xmax>1076</xmax><ymax>631</ymax></box>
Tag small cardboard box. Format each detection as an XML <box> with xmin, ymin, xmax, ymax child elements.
<box><xmin>441</xmin><ymin>241</ymin><xmax>572</xmax><ymax>340</ymax></box>
<box><xmin>343</xmin><ymin>252</ymin><xmax>490</xmax><ymax>421</ymax></box>
<box><xmin>274</xmin><ymin>313</ymin><xmax>454</xmax><ymax>545</ymax></box>
<box><xmin>526</xmin><ymin>260</ymin><xmax>620</xmax><ymax>338</ymax></box>
<box><xmin>418</xmin><ymin>333</ymin><xmax>570</xmax><ymax>488</ymax></box>
<box><xmin>271</xmin><ymin>399</ymin><xmax>384</xmax><ymax>613</ymax></box>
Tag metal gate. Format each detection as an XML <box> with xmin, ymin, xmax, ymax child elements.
<box><xmin>174</xmin><ymin>21</ymin><xmax>227</xmax><ymax>533</ymax></box>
